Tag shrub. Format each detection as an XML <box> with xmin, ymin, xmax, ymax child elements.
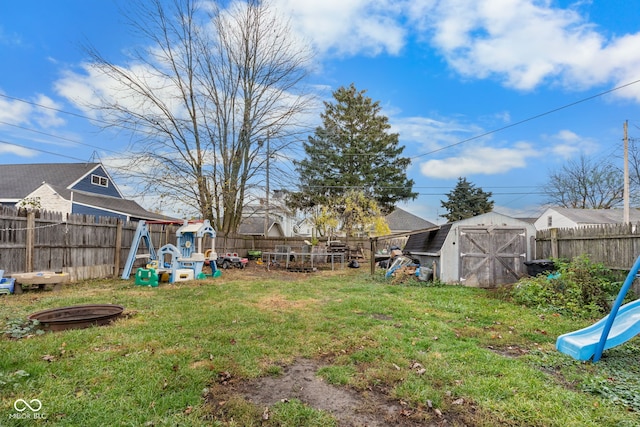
<box><xmin>512</xmin><ymin>255</ymin><xmax>626</xmax><ymax>318</ymax></box>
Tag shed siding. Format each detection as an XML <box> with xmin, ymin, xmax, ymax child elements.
<box><xmin>440</xmin><ymin>212</ymin><xmax>536</xmax><ymax>285</ymax></box>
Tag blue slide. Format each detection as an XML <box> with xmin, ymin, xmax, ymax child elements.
<box><xmin>555</xmin><ymin>299</ymin><xmax>640</xmax><ymax>361</ymax></box>
<box><xmin>556</xmin><ymin>254</ymin><xmax>640</xmax><ymax>362</ymax></box>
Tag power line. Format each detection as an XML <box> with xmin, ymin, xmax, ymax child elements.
<box><xmin>412</xmin><ymin>78</ymin><xmax>640</xmax><ymax>159</ymax></box>
<box><xmin>0</xmin><ymin>120</ymin><xmax>123</xmax><ymax>155</ymax></box>
<box><xmin>0</xmin><ymin>139</ymin><xmax>91</xmax><ymax>162</ymax></box>
<box><xmin>2</xmin><ymin>77</ymin><xmax>639</xmax><ymax>166</ymax></box>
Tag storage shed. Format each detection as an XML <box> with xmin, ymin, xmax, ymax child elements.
<box><xmin>404</xmin><ymin>212</ymin><xmax>536</xmax><ymax>288</ymax></box>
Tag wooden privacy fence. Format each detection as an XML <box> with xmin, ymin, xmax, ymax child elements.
<box><xmin>535</xmin><ymin>223</ymin><xmax>640</xmax><ymax>271</ymax></box>
<box><xmin>0</xmin><ymin>206</ymin><xmax>370</xmax><ymax>281</ymax></box>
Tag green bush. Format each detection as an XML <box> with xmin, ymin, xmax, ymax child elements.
<box><xmin>512</xmin><ymin>255</ymin><xmax>626</xmax><ymax>318</ymax></box>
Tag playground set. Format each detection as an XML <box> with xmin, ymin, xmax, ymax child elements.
<box><xmin>556</xmin><ymin>254</ymin><xmax>640</xmax><ymax>362</ymax></box>
<box><xmin>121</xmin><ymin>220</ymin><xmax>221</xmax><ymax>286</ymax></box>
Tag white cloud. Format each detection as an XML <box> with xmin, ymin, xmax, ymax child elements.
<box><xmin>0</xmin><ymin>94</ymin><xmax>32</xmax><ymax>125</ymax></box>
<box><xmin>278</xmin><ymin>0</ymin><xmax>640</xmax><ymax>100</ymax></box>
<box><xmin>547</xmin><ymin>129</ymin><xmax>599</xmax><ymax>159</ymax></box>
<box><xmin>391</xmin><ymin>115</ymin><xmax>485</xmax><ymax>152</ymax></box>
<box><xmin>419</xmin><ymin>141</ymin><xmax>539</xmax><ymax>178</ymax></box>
<box><xmin>406</xmin><ymin>0</ymin><xmax>640</xmax><ymax>98</ymax></box>
<box><xmin>273</xmin><ymin>0</ymin><xmax>407</xmax><ymax>57</ymax></box>
<box><xmin>0</xmin><ymin>91</ymin><xmax>66</xmax><ymax>130</ymax></box>
<box><xmin>0</xmin><ymin>142</ymin><xmax>38</xmax><ymax>157</ymax></box>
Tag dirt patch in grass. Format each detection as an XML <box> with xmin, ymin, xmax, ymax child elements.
<box><xmin>205</xmin><ymin>358</ymin><xmax>498</xmax><ymax>427</ymax></box>
<box><xmin>253</xmin><ymin>294</ymin><xmax>319</xmax><ymax>312</ymax></box>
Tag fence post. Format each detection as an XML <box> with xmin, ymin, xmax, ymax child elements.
<box><xmin>550</xmin><ymin>228</ymin><xmax>558</xmax><ymax>259</ymax></box>
<box><xmin>114</xmin><ymin>219</ymin><xmax>123</xmax><ymax>278</ymax></box>
<box><xmin>370</xmin><ymin>237</ymin><xmax>377</xmax><ymax>275</ymax></box>
<box><xmin>25</xmin><ymin>210</ymin><xmax>35</xmax><ymax>272</ymax></box>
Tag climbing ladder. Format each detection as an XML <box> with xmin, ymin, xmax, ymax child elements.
<box><xmin>121</xmin><ymin>221</ymin><xmax>157</xmax><ymax>279</ymax></box>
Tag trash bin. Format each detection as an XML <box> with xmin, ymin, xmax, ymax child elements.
<box><xmin>524</xmin><ymin>259</ymin><xmax>556</xmax><ymax>277</ymax></box>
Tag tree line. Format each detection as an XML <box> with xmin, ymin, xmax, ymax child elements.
<box><xmin>82</xmin><ymin>0</ymin><xmax>635</xmax><ymax>237</ymax></box>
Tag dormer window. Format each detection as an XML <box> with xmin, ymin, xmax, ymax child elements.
<box><xmin>91</xmin><ymin>174</ymin><xmax>108</xmax><ymax>187</ymax></box>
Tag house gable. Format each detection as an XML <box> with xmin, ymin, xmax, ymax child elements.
<box><xmin>69</xmin><ymin>164</ymin><xmax>123</xmax><ymax>198</ymax></box>
<box><xmin>23</xmin><ymin>183</ymin><xmax>71</xmax><ymax>214</ymax></box>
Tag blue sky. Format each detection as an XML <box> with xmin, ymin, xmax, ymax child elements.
<box><xmin>2</xmin><ymin>0</ymin><xmax>640</xmax><ymax>223</ymax></box>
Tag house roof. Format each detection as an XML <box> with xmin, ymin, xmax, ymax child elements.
<box><xmin>0</xmin><ymin>163</ymin><xmax>102</xmax><ymax>200</ymax></box>
<box><xmin>68</xmin><ymin>188</ymin><xmax>173</xmax><ymax>221</ymax></box>
<box><xmin>403</xmin><ymin>223</ymin><xmax>452</xmax><ymax>254</ymax></box>
<box><xmin>237</xmin><ymin>216</ymin><xmax>283</xmax><ymax>236</ymax></box>
<box><xmin>545</xmin><ymin>207</ymin><xmax>640</xmax><ymax>225</ymax></box>
<box><xmin>0</xmin><ymin>162</ymin><xmax>174</xmax><ymax>221</ymax></box>
<box><xmin>386</xmin><ymin>208</ymin><xmax>435</xmax><ymax>232</ymax></box>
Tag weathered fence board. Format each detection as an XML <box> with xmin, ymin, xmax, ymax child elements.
<box><xmin>535</xmin><ymin>224</ymin><xmax>640</xmax><ymax>270</ymax></box>
<box><xmin>0</xmin><ymin>206</ymin><xmax>369</xmax><ymax>281</ymax></box>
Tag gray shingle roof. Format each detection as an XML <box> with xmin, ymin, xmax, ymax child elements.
<box><xmin>385</xmin><ymin>208</ymin><xmax>435</xmax><ymax>232</ymax></box>
<box><xmin>237</xmin><ymin>216</ymin><xmax>282</xmax><ymax>236</ymax></box>
<box><xmin>0</xmin><ymin>163</ymin><xmax>174</xmax><ymax>221</ymax></box>
<box><xmin>403</xmin><ymin>223</ymin><xmax>452</xmax><ymax>254</ymax></box>
<box><xmin>550</xmin><ymin>207</ymin><xmax>640</xmax><ymax>224</ymax></box>
<box><xmin>0</xmin><ymin>163</ymin><xmax>100</xmax><ymax>199</ymax></box>
<box><xmin>68</xmin><ymin>188</ymin><xmax>173</xmax><ymax>221</ymax></box>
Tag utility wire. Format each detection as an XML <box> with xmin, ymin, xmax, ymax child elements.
<box><xmin>0</xmin><ymin>120</ymin><xmax>123</xmax><ymax>155</ymax></box>
<box><xmin>0</xmin><ymin>139</ymin><xmax>91</xmax><ymax>162</ymax></box>
<box><xmin>2</xmin><ymin>78</ymin><xmax>639</xmax><ymax>164</ymax></box>
<box><xmin>413</xmin><ymin>78</ymin><xmax>640</xmax><ymax>159</ymax></box>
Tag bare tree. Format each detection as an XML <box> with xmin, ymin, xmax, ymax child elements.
<box><xmin>543</xmin><ymin>155</ymin><xmax>624</xmax><ymax>209</ymax></box>
<box><xmin>623</xmin><ymin>136</ymin><xmax>640</xmax><ymax>206</ymax></box>
<box><xmin>85</xmin><ymin>0</ymin><xmax>313</xmax><ymax>233</ymax></box>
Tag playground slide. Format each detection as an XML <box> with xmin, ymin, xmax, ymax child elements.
<box><xmin>556</xmin><ymin>299</ymin><xmax>640</xmax><ymax>361</ymax></box>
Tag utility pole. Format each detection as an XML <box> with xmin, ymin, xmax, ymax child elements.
<box><xmin>264</xmin><ymin>133</ymin><xmax>270</xmax><ymax>237</ymax></box>
<box><xmin>624</xmin><ymin>120</ymin><xmax>629</xmax><ymax>224</ymax></box>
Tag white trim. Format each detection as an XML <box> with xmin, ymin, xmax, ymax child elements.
<box><xmin>71</xmin><ymin>201</ymin><xmax>131</xmax><ymax>221</ymax></box>
<box><xmin>67</xmin><ymin>164</ymin><xmax>101</xmax><ymax>189</ymax></box>
<box><xmin>91</xmin><ymin>174</ymin><xmax>109</xmax><ymax>187</ymax></box>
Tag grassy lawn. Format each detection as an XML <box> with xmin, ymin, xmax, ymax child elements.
<box><xmin>1</xmin><ymin>268</ymin><xmax>639</xmax><ymax>426</ymax></box>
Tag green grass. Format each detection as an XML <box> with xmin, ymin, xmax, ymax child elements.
<box><xmin>0</xmin><ymin>270</ymin><xmax>639</xmax><ymax>426</ymax></box>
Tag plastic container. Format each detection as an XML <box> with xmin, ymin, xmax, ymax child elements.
<box><xmin>0</xmin><ymin>277</ymin><xmax>15</xmax><ymax>295</ymax></box>
<box><xmin>524</xmin><ymin>260</ymin><xmax>556</xmax><ymax>277</ymax></box>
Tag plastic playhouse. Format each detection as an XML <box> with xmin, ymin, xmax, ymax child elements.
<box><xmin>121</xmin><ymin>219</ymin><xmax>220</xmax><ymax>285</ymax></box>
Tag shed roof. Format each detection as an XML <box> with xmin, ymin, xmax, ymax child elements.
<box><xmin>403</xmin><ymin>223</ymin><xmax>452</xmax><ymax>254</ymax></box>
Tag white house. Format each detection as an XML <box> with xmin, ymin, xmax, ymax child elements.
<box><xmin>535</xmin><ymin>207</ymin><xmax>640</xmax><ymax>230</ymax></box>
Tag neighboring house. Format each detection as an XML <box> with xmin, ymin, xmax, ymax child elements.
<box><xmin>535</xmin><ymin>207</ymin><xmax>640</xmax><ymax>230</ymax></box>
<box><xmin>385</xmin><ymin>207</ymin><xmax>436</xmax><ymax>233</ymax></box>
<box><xmin>404</xmin><ymin>212</ymin><xmax>536</xmax><ymax>288</ymax></box>
<box><xmin>292</xmin><ymin>217</ymin><xmax>314</xmax><ymax>237</ymax></box>
<box><xmin>237</xmin><ymin>216</ymin><xmax>285</xmax><ymax>237</ymax></box>
<box><xmin>0</xmin><ymin>162</ymin><xmax>174</xmax><ymax>221</ymax></box>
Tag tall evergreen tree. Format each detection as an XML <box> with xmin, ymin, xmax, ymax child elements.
<box><xmin>289</xmin><ymin>84</ymin><xmax>417</xmax><ymax>214</ymax></box>
<box><xmin>440</xmin><ymin>177</ymin><xmax>494</xmax><ymax>222</ymax></box>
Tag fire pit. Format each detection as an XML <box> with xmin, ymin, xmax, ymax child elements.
<box><xmin>28</xmin><ymin>304</ymin><xmax>125</xmax><ymax>331</ymax></box>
